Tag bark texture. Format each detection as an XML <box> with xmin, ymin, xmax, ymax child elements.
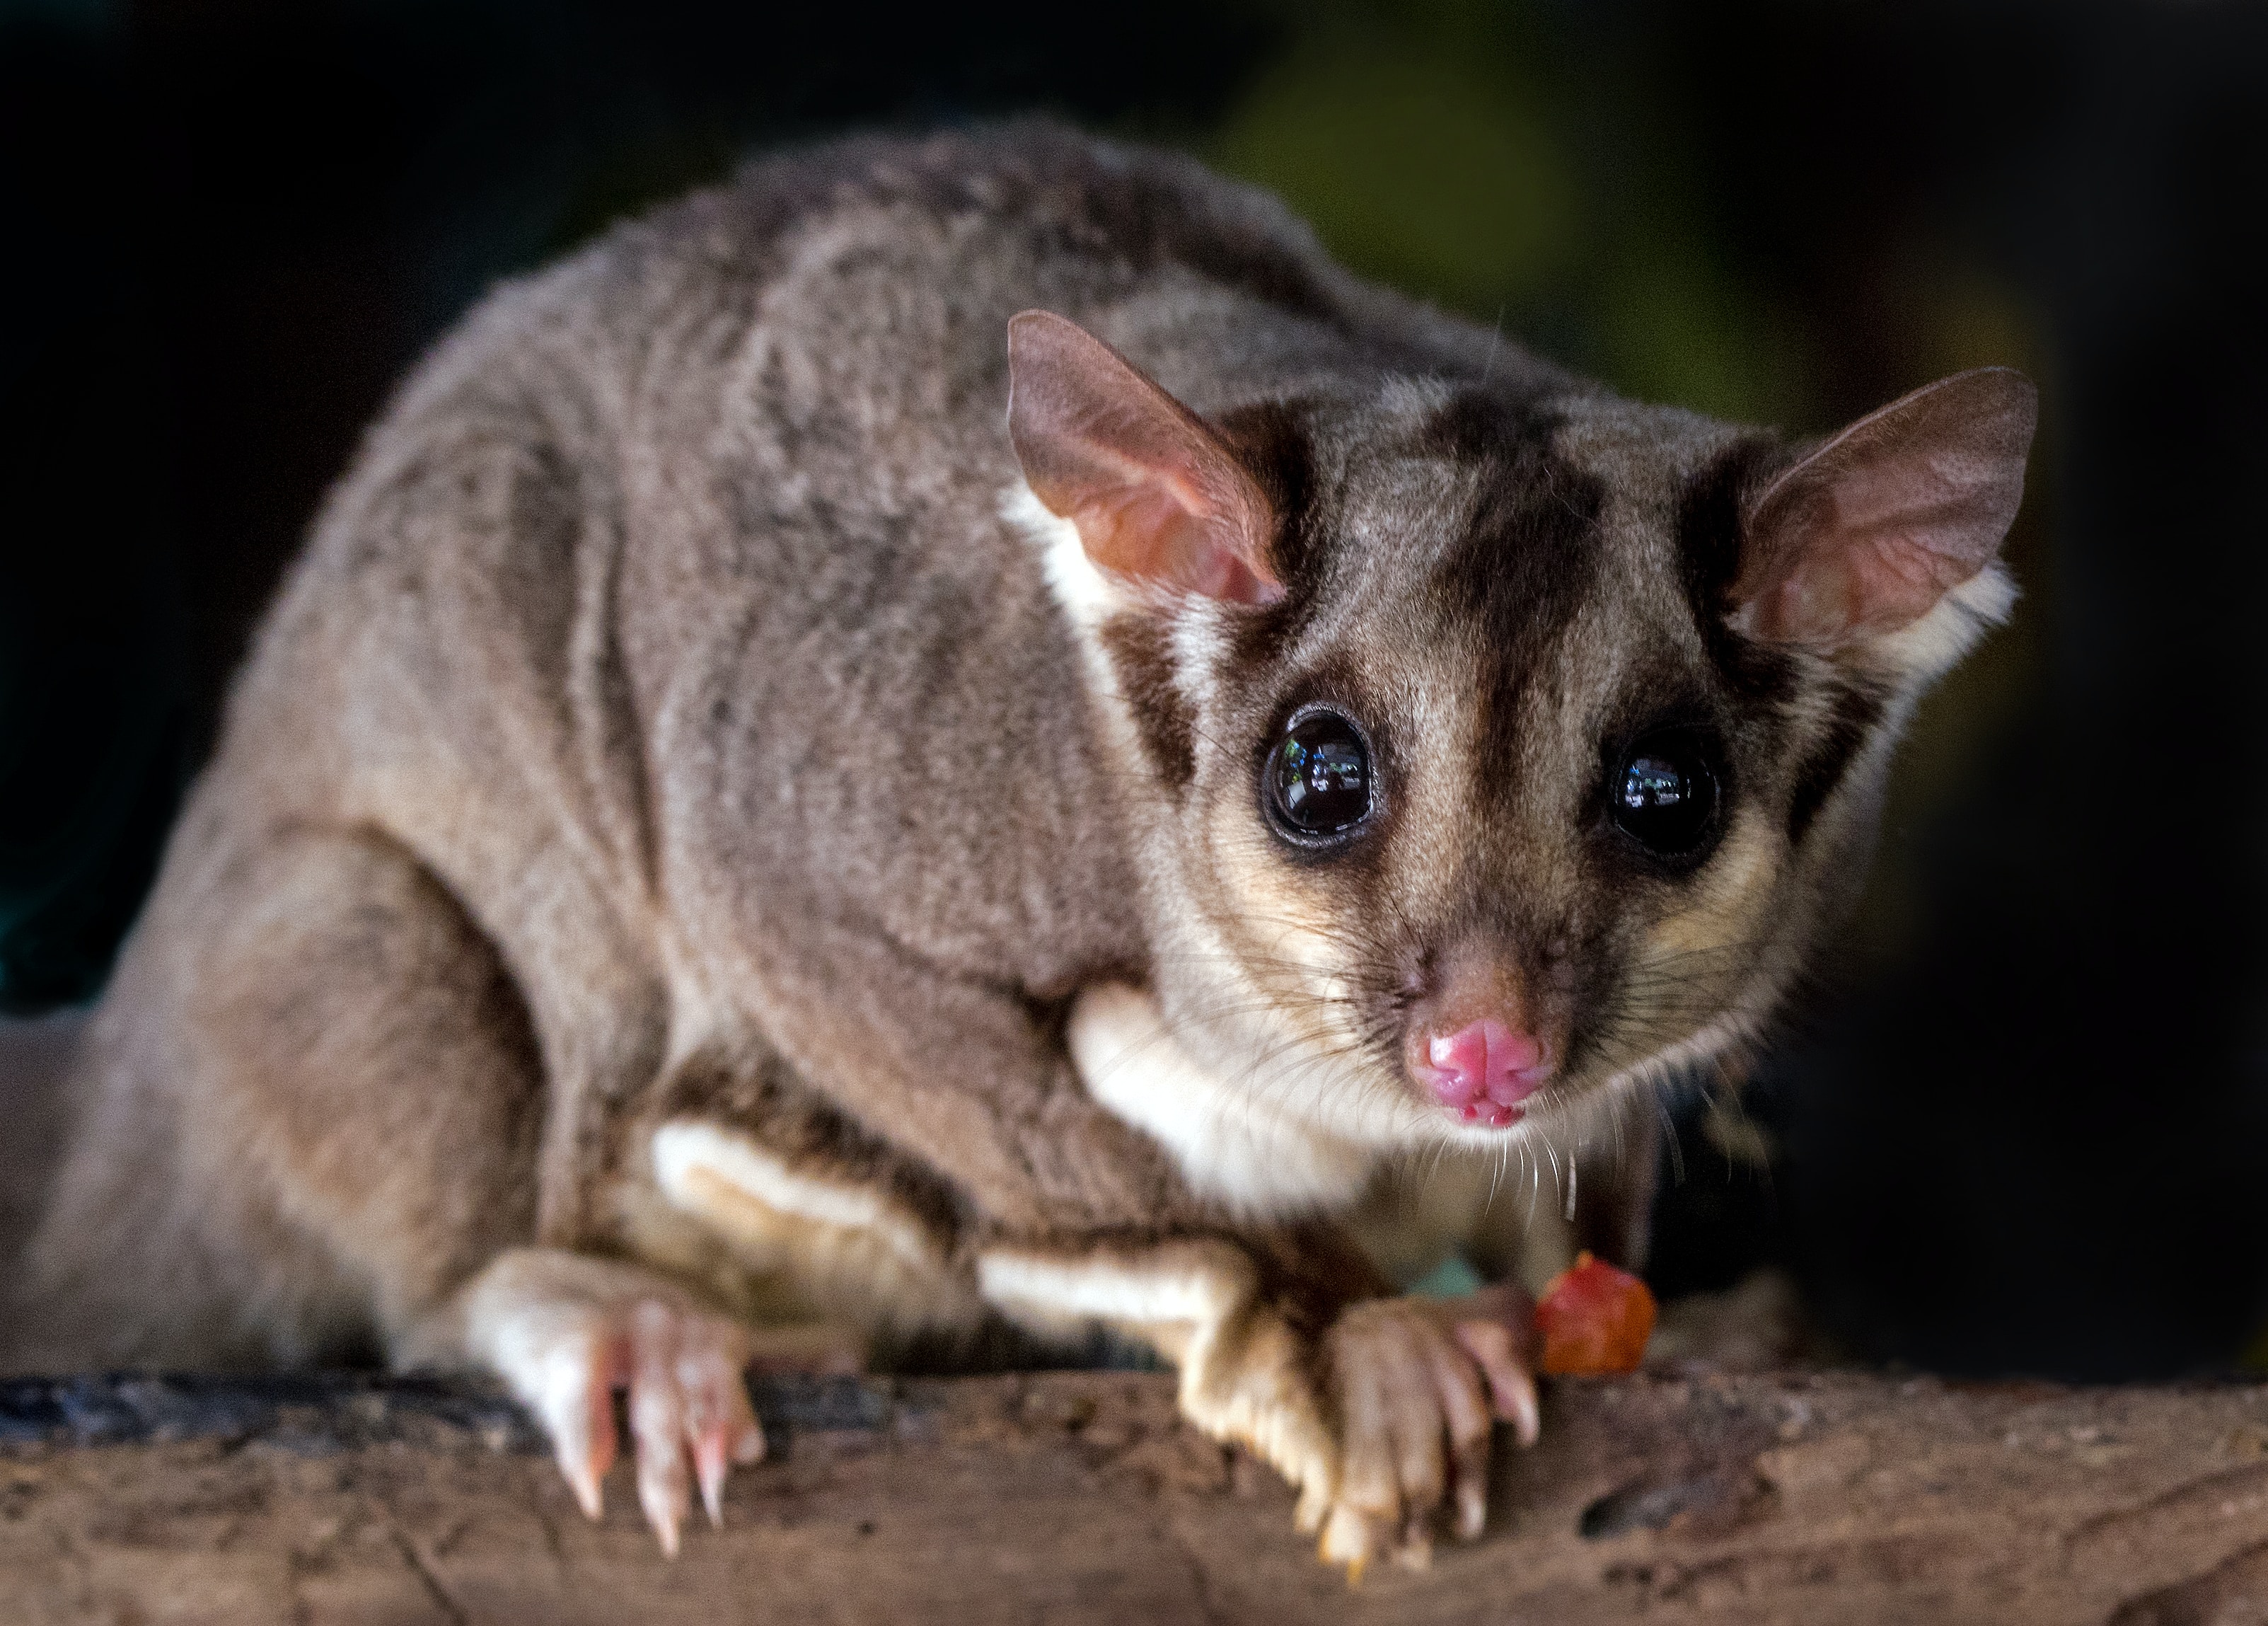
<box><xmin>5</xmin><ymin>1368</ymin><xmax>2267</xmax><ymax>1624</ymax></box>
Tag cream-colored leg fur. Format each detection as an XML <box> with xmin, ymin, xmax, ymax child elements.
<box><xmin>993</xmin><ymin>983</ymin><xmax>1544</xmax><ymax>1572</ymax></box>
<box><xmin>978</xmin><ymin>1241</ymin><xmax>1535</xmax><ymax>1571</ymax></box>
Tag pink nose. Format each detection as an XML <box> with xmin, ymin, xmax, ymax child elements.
<box><xmin>1417</xmin><ymin>1017</ymin><xmax>1551</xmax><ymax>1126</ymax></box>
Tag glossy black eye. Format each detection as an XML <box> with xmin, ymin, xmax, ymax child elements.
<box><xmin>1612</xmin><ymin>731</ymin><xmax>1720</xmax><ymax>857</ymax></box>
<box><xmin>1266</xmin><ymin>710</ymin><xmax>1373</xmax><ymax>841</ymax></box>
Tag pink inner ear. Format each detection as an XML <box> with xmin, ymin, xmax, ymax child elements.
<box><xmin>1738</xmin><ymin>367</ymin><xmax>2037</xmax><ymax>650</ymax></box>
<box><xmin>1007</xmin><ymin>311</ymin><xmax>1283</xmax><ymax>606</ymax></box>
<box><xmin>1077</xmin><ymin>484</ymin><xmax>1280</xmax><ymax>603</ymax></box>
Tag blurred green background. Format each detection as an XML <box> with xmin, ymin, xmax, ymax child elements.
<box><xmin>4</xmin><ymin>0</ymin><xmax>2262</xmax><ymax>1380</ymax></box>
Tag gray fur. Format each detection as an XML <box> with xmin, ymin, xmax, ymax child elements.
<box><xmin>14</xmin><ymin>122</ymin><xmax>2024</xmax><ymax>1390</ymax></box>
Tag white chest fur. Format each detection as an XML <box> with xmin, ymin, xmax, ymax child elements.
<box><xmin>1068</xmin><ymin>983</ymin><xmax>1377</xmax><ymax>1216</ymax></box>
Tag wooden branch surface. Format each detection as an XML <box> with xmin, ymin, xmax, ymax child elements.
<box><xmin>5</xmin><ymin>1368</ymin><xmax>2267</xmax><ymax>1625</ymax></box>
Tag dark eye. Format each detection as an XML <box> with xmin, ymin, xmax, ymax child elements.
<box><xmin>1266</xmin><ymin>710</ymin><xmax>1374</xmax><ymax>841</ymax></box>
<box><xmin>1612</xmin><ymin>731</ymin><xmax>1720</xmax><ymax>857</ymax></box>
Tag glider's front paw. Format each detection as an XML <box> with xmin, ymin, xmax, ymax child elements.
<box><xmin>1311</xmin><ymin>1287</ymin><xmax>1539</xmax><ymax>1574</ymax></box>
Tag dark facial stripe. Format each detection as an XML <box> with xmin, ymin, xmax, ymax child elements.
<box><xmin>1217</xmin><ymin>400</ymin><xmax>1319</xmax><ymax>587</ymax></box>
<box><xmin>1428</xmin><ymin>389</ymin><xmax>1605</xmax><ymax>826</ymax></box>
<box><xmin>1786</xmin><ymin>682</ymin><xmax>1887</xmax><ymax>844</ymax></box>
<box><xmin>1099</xmin><ymin>611</ymin><xmax>1196</xmax><ymax>793</ymax></box>
<box><xmin>1217</xmin><ymin>400</ymin><xmax>1323</xmax><ymax>672</ymax></box>
<box><xmin>1677</xmin><ymin>437</ymin><xmax>1800</xmax><ymax>708</ymax></box>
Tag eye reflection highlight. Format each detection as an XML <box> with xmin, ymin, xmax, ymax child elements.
<box><xmin>1267</xmin><ymin>712</ymin><xmax>1372</xmax><ymax>838</ymax></box>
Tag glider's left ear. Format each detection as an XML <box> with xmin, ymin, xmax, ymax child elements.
<box><xmin>1733</xmin><ymin>367</ymin><xmax>2037</xmax><ymax>650</ymax></box>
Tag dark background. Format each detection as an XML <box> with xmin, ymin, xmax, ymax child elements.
<box><xmin>4</xmin><ymin>0</ymin><xmax>2264</xmax><ymax>1381</ymax></box>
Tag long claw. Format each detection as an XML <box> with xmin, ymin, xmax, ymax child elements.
<box><xmin>530</xmin><ymin>1337</ymin><xmax>617</xmax><ymax>1521</ymax></box>
<box><xmin>555</xmin><ymin>1438</ymin><xmax>605</xmax><ymax>1521</ymax></box>
<box><xmin>565</xmin><ymin>1444</ymin><xmax>608</xmax><ymax>1521</ymax></box>
<box><xmin>630</xmin><ymin>1302</ymin><xmax>692</xmax><ymax>1558</ymax></box>
<box><xmin>1456</xmin><ymin>1317</ymin><xmax>1541</xmax><ymax>1446</ymax></box>
<box><xmin>1319</xmin><ymin>1501</ymin><xmax>1375</xmax><ymax>1571</ymax></box>
<box><xmin>1418</xmin><ymin>1320</ymin><xmax>1495</xmax><ymax>1542</ymax></box>
<box><xmin>695</xmin><ymin>1426</ymin><xmax>729</xmax><ymax>1527</ymax></box>
<box><xmin>1444</xmin><ymin>1395</ymin><xmax>1492</xmax><ymax>1540</ymax></box>
<box><xmin>637</xmin><ymin>1436</ymin><xmax>687</xmax><ymax>1557</ymax></box>
<box><xmin>1500</xmin><ymin>1365</ymin><xmax>1540</xmax><ymax>1448</ymax></box>
<box><xmin>1456</xmin><ymin>1470</ymin><xmax>1488</xmax><ymax>1541</ymax></box>
<box><xmin>644</xmin><ymin>1494</ymin><xmax>683</xmax><ymax>1559</ymax></box>
<box><xmin>678</xmin><ymin>1336</ymin><xmax>757</xmax><ymax>1529</ymax></box>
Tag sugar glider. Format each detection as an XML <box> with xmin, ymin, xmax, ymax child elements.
<box><xmin>21</xmin><ymin>124</ymin><xmax>2034</xmax><ymax>1568</ymax></box>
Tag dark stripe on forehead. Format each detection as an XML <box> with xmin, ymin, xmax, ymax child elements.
<box><xmin>1425</xmin><ymin>388</ymin><xmax>1605</xmax><ymax>817</ymax></box>
<box><xmin>1677</xmin><ymin>437</ymin><xmax>1800</xmax><ymax>707</ymax></box>
<box><xmin>1786</xmin><ymin>682</ymin><xmax>1886</xmax><ymax>845</ymax></box>
<box><xmin>1217</xmin><ymin>399</ymin><xmax>1324</xmax><ymax>671</ymax></box>
<box><xmin>1417</xmin><ymin>380</ymin><xmax>1568</xmax><ymax>465</ymax></box>
<box><xmin>1099</xmin><ymin>612</ymin><xmax>1196</xmax><ymax>794</ymax></box>
<box><xmin>1217</xmin><ymin>400</ymin><xmax>1319</xmax><ymax>587</ymax></box>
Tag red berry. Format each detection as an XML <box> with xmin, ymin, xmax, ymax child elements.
<box><xmin>1534</xmin><ymin>1252</ymin><xmax>1657</xmax><ymax>1376</ymax></box>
